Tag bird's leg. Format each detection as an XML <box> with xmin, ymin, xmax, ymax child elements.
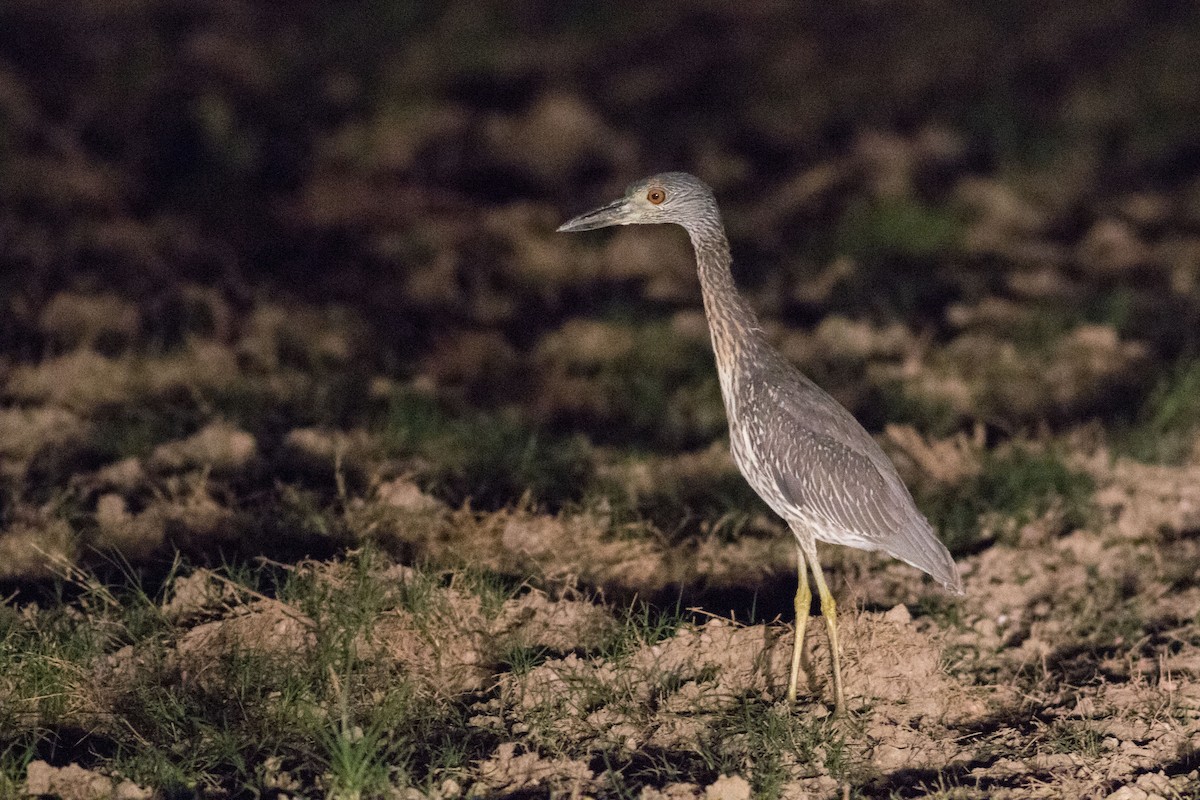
<box><xmin>808</xmin><ymin>559</ymin><xmax>846</xmax><ymax>714</ymax></box>
<box><xmin>786</xmin><ymin>546</ymin><xmax>811</xmax><ymax>704</ymax></box>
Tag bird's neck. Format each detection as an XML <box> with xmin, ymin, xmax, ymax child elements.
<box><xmin>686</xmin><ymin>220</ymin><xmax>766</xmax><ymax>386</ymax></box>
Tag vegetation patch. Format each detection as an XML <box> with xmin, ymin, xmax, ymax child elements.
<box><xmin>379</xmin><ymin>389</ymin><xmax>594</xmax><ymax>510</ymax></box>
<box><xmin>918</xmin><ymin>446</ymin><xmax>1096</xmax><ymax>553</ymax></box>
<box><xmin>1120</xmin><ymin>356</ymin><xmax>1200</xmax><ymax>464</ymax></box>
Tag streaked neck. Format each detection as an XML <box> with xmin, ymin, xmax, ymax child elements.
<box><xmin>685</xmin><ymin>219</ymin><xmax>765</xmax><ymax>366</ymax></box>
<box><xmin>683</xmin><ymin>218</ymin><xmax>768</xmax><ymax>423</ymax></box>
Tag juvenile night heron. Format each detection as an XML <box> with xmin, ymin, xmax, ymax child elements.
<box><xmin>558</xmin><ymin>172</ymin><xmax>964</xmax><ymax>712</ymax></box>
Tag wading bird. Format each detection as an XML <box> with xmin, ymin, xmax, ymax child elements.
<box><xmin>557</xmin><ymin>173</ymin><xmax>964</xmax><ymax>712</ymax></box>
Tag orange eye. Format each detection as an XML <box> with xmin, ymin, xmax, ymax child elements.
<box><xmin>646</xmin><ymin>188</ymin><xmax>666</xmax><ymax>205</ymax></box>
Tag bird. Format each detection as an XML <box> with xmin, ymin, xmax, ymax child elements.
<box><xmin>557</xmin><ymin>172</ymin><xmax>964</xmax><ymax>713</ymax></box>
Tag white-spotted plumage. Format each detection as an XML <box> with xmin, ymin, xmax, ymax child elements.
<box><xmin>557</xmin><ymin>171</ymin><xmax>964</xmax><ymax>711</ymax></box>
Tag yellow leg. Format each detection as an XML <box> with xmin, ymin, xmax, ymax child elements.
<box><xmin>808</xmin><ymin>557</ymin><xmax>846</xmax><ymax>714</ymax></box>
<box><xmin>786</xmin><ymin>546</ymin><xmax>811</xmax><ymax>704</ymax></box>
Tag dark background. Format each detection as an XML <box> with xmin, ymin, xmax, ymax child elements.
<box><xmin>4</xmin><ymin>2</ymin><xmax>1199</xmax><ymax>333</ymax></box>
<box><xmin>2</xmin><ymin>0</ymin><xmax>1200</xmax><ymax>505</ymax></box>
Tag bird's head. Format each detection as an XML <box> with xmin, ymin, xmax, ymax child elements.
<box><xmin>556</xmin><ymin>172</ymin><xmax>717</xmax><ymax>233</ymax></box>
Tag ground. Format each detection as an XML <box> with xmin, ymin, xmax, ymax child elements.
<box><xmin>2</xmin><ymin>2</ymin><xmax>1200</xmax><ymax>798</ymax></box>
<box><xmin>2</xmin><ymin>292</ymin><xmax>1197</xmax><ymax>799</ymax></box>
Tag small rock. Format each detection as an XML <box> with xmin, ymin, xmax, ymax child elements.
<box><xmin>703</xmin><ymin>774</ymin><xmax>751</xmax><ymax>800</ymax></box>
<box><xmin>162</xmin><ymin>568</ymin><xmax>232</xmax><ymax>621</ymax></box>
<box><xmin>1134</xmin><ymin>771</ymin><xmax>1173</xmax><ymax>795</ymax></box>
<box><xmin>26</xmin><ymin>760</ymin><xmax>152</xmax><ymax>800</ymax></box>
<box><xmin>884</xmin><ymin>603</ymin><xmax>912</xmax><ymax>625</ymax></box>
<box><xmin>1105</xmin><ymin>787</ymin><xmax>1148</xmax><ymax>800</ymax></box>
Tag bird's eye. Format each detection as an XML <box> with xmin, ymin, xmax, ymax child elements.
<box><xmin>646</xmin><ymin>188</ymin><xmax>666</xmax><ymax>205</ymax></box>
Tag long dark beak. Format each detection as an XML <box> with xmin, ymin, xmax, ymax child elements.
<box><xmin>556</xmin><ymin>198</ymin><xmax>630</xmax><ymax>232</ymax></box>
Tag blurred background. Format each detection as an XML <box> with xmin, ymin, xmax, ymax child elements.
<box><xmin>2</xmin><ymin>0</ymin><xmax>1200</xmax><ymax>574</ymax></box>
<box><xmin>6</xmin><ymin>6</ymin><xmax>1200</xmax><ymax>793</ymax></box>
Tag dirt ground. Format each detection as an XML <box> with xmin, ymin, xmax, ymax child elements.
<box><xmin>1</xmin><ymin>300</ymin><xmax>1197</xmax><ymax>798</ymax></box>
<box><xmin>2</xmin><ymin>1</ymin><xmax>1200</xmax><ymax>798</ymax></box>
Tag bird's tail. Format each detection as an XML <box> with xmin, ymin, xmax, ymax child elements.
<box><xmin>888</xmin><ymin>518</ymin><xmax>965</xmax><ymax>595</ymax></box>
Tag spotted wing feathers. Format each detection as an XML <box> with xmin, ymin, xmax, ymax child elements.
<box><xmin>769</xmin><ymin>426</ymin><xmax>964</xmax><ymax>594</ymax></box>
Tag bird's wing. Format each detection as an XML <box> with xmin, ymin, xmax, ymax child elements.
<box><xmin>767</xmin><ymin>424</ymin><xmax>963</xmax><ymax>593</ymax></box>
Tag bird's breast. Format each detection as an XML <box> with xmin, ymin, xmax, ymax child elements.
<box><xmin>728</xmin><ymin>412</ymin><xmax>795</xmax><ymax>520</ymax></box>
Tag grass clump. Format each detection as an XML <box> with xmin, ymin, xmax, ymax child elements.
<box><xmin>837</xmin><ymin>197</ymin><xmax>964</xmax><ymax>262</ymax></box>
<box><xmin>0</xmin><ymin>555</ymin><xmax>168</xmax><ymax>727</ymax></box>
<box><xmin>594</xmin><ymin>323</ymin><xmax>725</xmax><ymax>451</ymax></box>
<box><xmin>1119</xmin><ymin>356</ymin><xmax>1200</xmax><ymax>464</ymax></box>
<box><xmin>866</xmin><ymin>379</ymin><xmax>960</xmax><ymax>438</ymax></box>
<box><xmin>0</xmin><ymin>604</ymin><xmax>104</xmax><ymax>727</ymax></box>
<box><xmin>89</xmin><ymin>402</ymin><xmax>206</xmax><ymax>461</ymax></box>
<box><xmin>919</xmin><ymin>446</ymin><xmax>1095</xmax><ymax>553</ymax></box>
<box><xmin>598</xmin><ymin>697</ymin><xmax>847</xmax><ymax>798</ymax></box>
<box><xmin>380</xmin><ymin>389</ymin><xmax>593</xmax><ymax>510</ymax></box>
<box><xmin>589</xmin><ymin>452</ymin><xmax>771</xmax><ymax>546</ymax></box>
<box><xmin>1044</xmin><ymin>720</ymin><xmax>1105</xmax><ymax>760</ymax></box>
<box><xmin>0</xmin><ymin>550</ymin><xmax>504</xmax><ymax>796</ymax></box>
<box><xmin>534</xmin><ymin>317</ymin><xmax>724</xmax><ymax>451</ymax></box>
<box><xmin>209</xmin><ymin>366</ymin><xmax>378</xmax><ymax>439</ymax></box>
<box><xmin>1057</xmin><ymin>565</ymin><xmax>1146</xmax><ymax>664</ymax></box>
<box><xmin>701</xmin><ymin>698</ymin><xmax>846</xmax><ymax>797</ymax></box>
<box><xmin>828</xmin><ymin>197</ymin><xmax>966</xmax><ymax>319</ymax></box>
<box><xmin>597</xmin><ymin>597</ymin><xmax>687</xmax><ymax>663</ymax></box>
<box><xmin>0</xmin><ymin>736</ymin><xmax>37</xmax><ymax>797</ymax></box>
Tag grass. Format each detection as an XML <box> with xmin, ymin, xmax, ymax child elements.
<box><xmin>0</xmin><ymin>549</ymin><xmax>507</xmax><ymax>795</ymax></box>
<box><xmin>89</xmin><ymin>402</ymin><xmax>206</xmax><ymax>461</ymax></box>
<box><xmin>866</xmin><ymin>379</ymin><xmax>960</xmax><ymax>438</ymax></box>
<box><xmin>0</xmin><ymin>736</ymin><xmax>36</xmax><ymax>797</ymax></box>
<box><xmin>507</xmin><ymin>598</ymin><xmax>855</xmax><ymax>797</ymax></box>
<box><xmin>918</xmin><ymin>446</ymin><xmax>1095</xmax><ymax>554</ymax></box>
<box><xmin>7</xmin><ymin>5</ymin><xmax>1200</xmax><ymax>795</ymax></box>
<box><xmin>0</xmin><ymin>515</ymin><xmax>1190</xmax><ymax>797</ymax></box>
<box><xmin>497</xmin><ymin>644</ymin><xmax>553</xmax><ymax>676</ymax></box>
<box><xmin>589</xmin><ymin>451</ymin><xmax>772</xmax><ymax>545</ymax></box>
<box><xmin>596</xmin><ymin>697</ymin><xmax>849</xmax><ymax>798</ymax></box>
<box><xmin>597</xmin><ymin>596</ymin><xmax>688</xmax><ymax>663</ymax></box>
<box><xmin>1061</xmin><ymin>565</ymin><xmax>1146</xmax><ymax>658</ymax></box>
<box><xmin>1119</xmin><ymin>356</ymin><xmax>1200</xmax><ymax>464</ymax></box>
<box><xmin>0</xmin><ymin>604</ymin><xmax>102</xmax><ymax>725</ymax></box>
<box><xmin>3</xmin><ymin>548</ymin><xmax>729</xmax><ymax>796</ymax></box>
<box><xmin>836</xmin><ymin>198</ymin><xmax>965</xmax><ymax>262</ymax></box>
<box><xmin>594</xmin><ymin>323</ymin><xmax>726</xmax><ymax>451</ymax></box>
<box><xmin>319</xmin><ymin>670</ymin><xmax>406</xmax><ymax>800</ymax></box>
<box><xmin>1044</xmin><ymin>720</ymin><xmax>1105</xmax><ymax>760</ymax></box>
<box><xmin>827</xmin><ymin>197</ymin><xmax>966</xmax><ymax>320</ymax></box>
<box><xmin>527</xmin><ymin>317</ymin><xmax>725</xmax><ymax>452</ymax></box>
<box><xmin>379</xmin><ymin>389</ymin><xmax>594</xmax><ymax>510</ymax></box>
<box><xmin>700</xmin><ymin>698</ymin><xmax>847</xmax><ymax>797</ymax></box>
<box><xmin>208</xmin><ymin>364</ymin><xmax>379</xmax><ymax>440</ymax></box>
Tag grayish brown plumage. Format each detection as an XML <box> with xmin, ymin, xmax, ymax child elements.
<box><xmin>558</xmin><ymin>172</ymin><xmax>964</xmax><ymax>712</ymax></box>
